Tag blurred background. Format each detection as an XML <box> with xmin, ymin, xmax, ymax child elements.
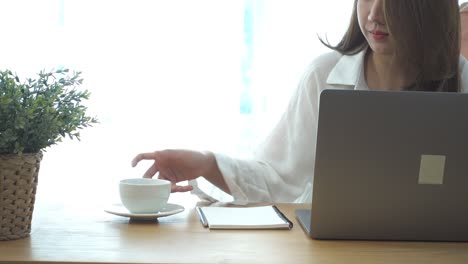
<box><xmin>1</xmin><ymin>0</ymin><xmax>465</xmax><ymax>209</ymax></box>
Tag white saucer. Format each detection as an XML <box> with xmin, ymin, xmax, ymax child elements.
<box><xmin>104</xmin><ymin>203</ymin><xmax>185</xmax><ymax>220</ymax></box>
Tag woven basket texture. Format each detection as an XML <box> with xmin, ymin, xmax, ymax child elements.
<box><xmin>0</xmin><ymin>152</ymin><xmax>42</xmax><ymax>241</ymax></box>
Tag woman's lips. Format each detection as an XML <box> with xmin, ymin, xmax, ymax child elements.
<box><xmin>369</xmin><ymin>30</ymin><xmax>389</xmax><ymax>41</ymax></box>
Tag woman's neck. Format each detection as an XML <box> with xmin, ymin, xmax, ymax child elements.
<box><xmin>365</xmin><ymin>51</ymin><xmax>413</xmax><ymax>91</ymax></box>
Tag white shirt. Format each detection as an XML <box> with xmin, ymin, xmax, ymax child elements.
<box><xmin>191</xmin><ymin>49</ymin><xmax>468</xmax><ymax>204</ymax></box>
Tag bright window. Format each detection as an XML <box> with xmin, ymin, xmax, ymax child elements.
<box><xmin>0</xmin><ymin>0</ymin><xmax>353</xmax><ymax>206</ymax></box>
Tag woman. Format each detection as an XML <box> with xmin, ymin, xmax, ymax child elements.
<box><xmin>132</xmin><ymin>0</ymin><xmax>467</xmax><ymax>203</ymax></box>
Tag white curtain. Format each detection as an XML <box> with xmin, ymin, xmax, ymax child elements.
<box><xmin>0</xmin><ymin>0</ymin><xmax>352</xmax><ymax>205</ymax></box>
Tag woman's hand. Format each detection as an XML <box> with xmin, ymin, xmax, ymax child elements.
<box><xmin>131</xmin><ymin>149</ymin><xmax>219</xmax><ymax>193</ymax></box>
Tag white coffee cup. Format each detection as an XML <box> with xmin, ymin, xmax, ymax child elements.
<box><xmin>119</xmin><ymin>178</ymin><xmax>171</xmax><ymax>214</ymax></box>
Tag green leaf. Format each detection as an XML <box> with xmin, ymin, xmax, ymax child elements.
<box><xmin>0</xmin><ymin>68</ymin><xmax>99</xmax><ymax>154</ymax></box>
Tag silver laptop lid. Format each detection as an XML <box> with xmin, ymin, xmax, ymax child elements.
<box><xmin>308</xmin><ymin>89</ymin><xmax>468</xmax><ymax>241</ymax></box>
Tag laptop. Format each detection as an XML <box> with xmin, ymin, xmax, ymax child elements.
<box><xmin>296</xmin><ymin>89</ymin><xmax>468</xmax><ymax>241</ymax></box>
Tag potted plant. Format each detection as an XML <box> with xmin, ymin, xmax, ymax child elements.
<box><xmin>0</xmin><ymin>68</ymin><xmax>97</xmax><ymax>240</ymax></box>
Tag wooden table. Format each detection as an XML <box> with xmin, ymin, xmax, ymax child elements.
<box><xmin>1</xmin><ymin>199</ymin><xmax>468</xmax><ymax>264</ymax></box>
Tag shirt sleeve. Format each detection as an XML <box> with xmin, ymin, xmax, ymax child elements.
<box><xmin>191</xmin><ymin>63</ymin><xmax>324</xmax><ymax>204</ymax></box>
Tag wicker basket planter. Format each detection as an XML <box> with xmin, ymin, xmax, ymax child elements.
<box><xmin>0</xmin><ymin>69</ymin><xmax>96</xmax><ymax>241</ymax></box>
<box><xmin>0</xmin><ymin>152</ymin><xmax>42</xmax><ymax>241</ymax></box>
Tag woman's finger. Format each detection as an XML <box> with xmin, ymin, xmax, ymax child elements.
<box><xmin>171</xmin><ymin>184</ymin><xmax>194</xmax><ymax>193</ymax></box>
<box><xmin>131</xmin><ymin>152</ymin><xmax>156</xmax><ymax>167</ymax></box>
<box><xmin>143</xmin><ymin>161</ymin><xmax>159</xmax><ymax>178</ymax></box>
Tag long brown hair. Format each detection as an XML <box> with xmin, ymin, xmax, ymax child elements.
<box><xmin>321</xmin><ymin>0</ymin><xmax>461</xmax><ymax>92</ymax></box>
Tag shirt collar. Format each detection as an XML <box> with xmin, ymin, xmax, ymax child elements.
<box><xmin>326</xmin><ymin>49</ymin><xmax>367</xmax><ymax>86</ymax></box>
